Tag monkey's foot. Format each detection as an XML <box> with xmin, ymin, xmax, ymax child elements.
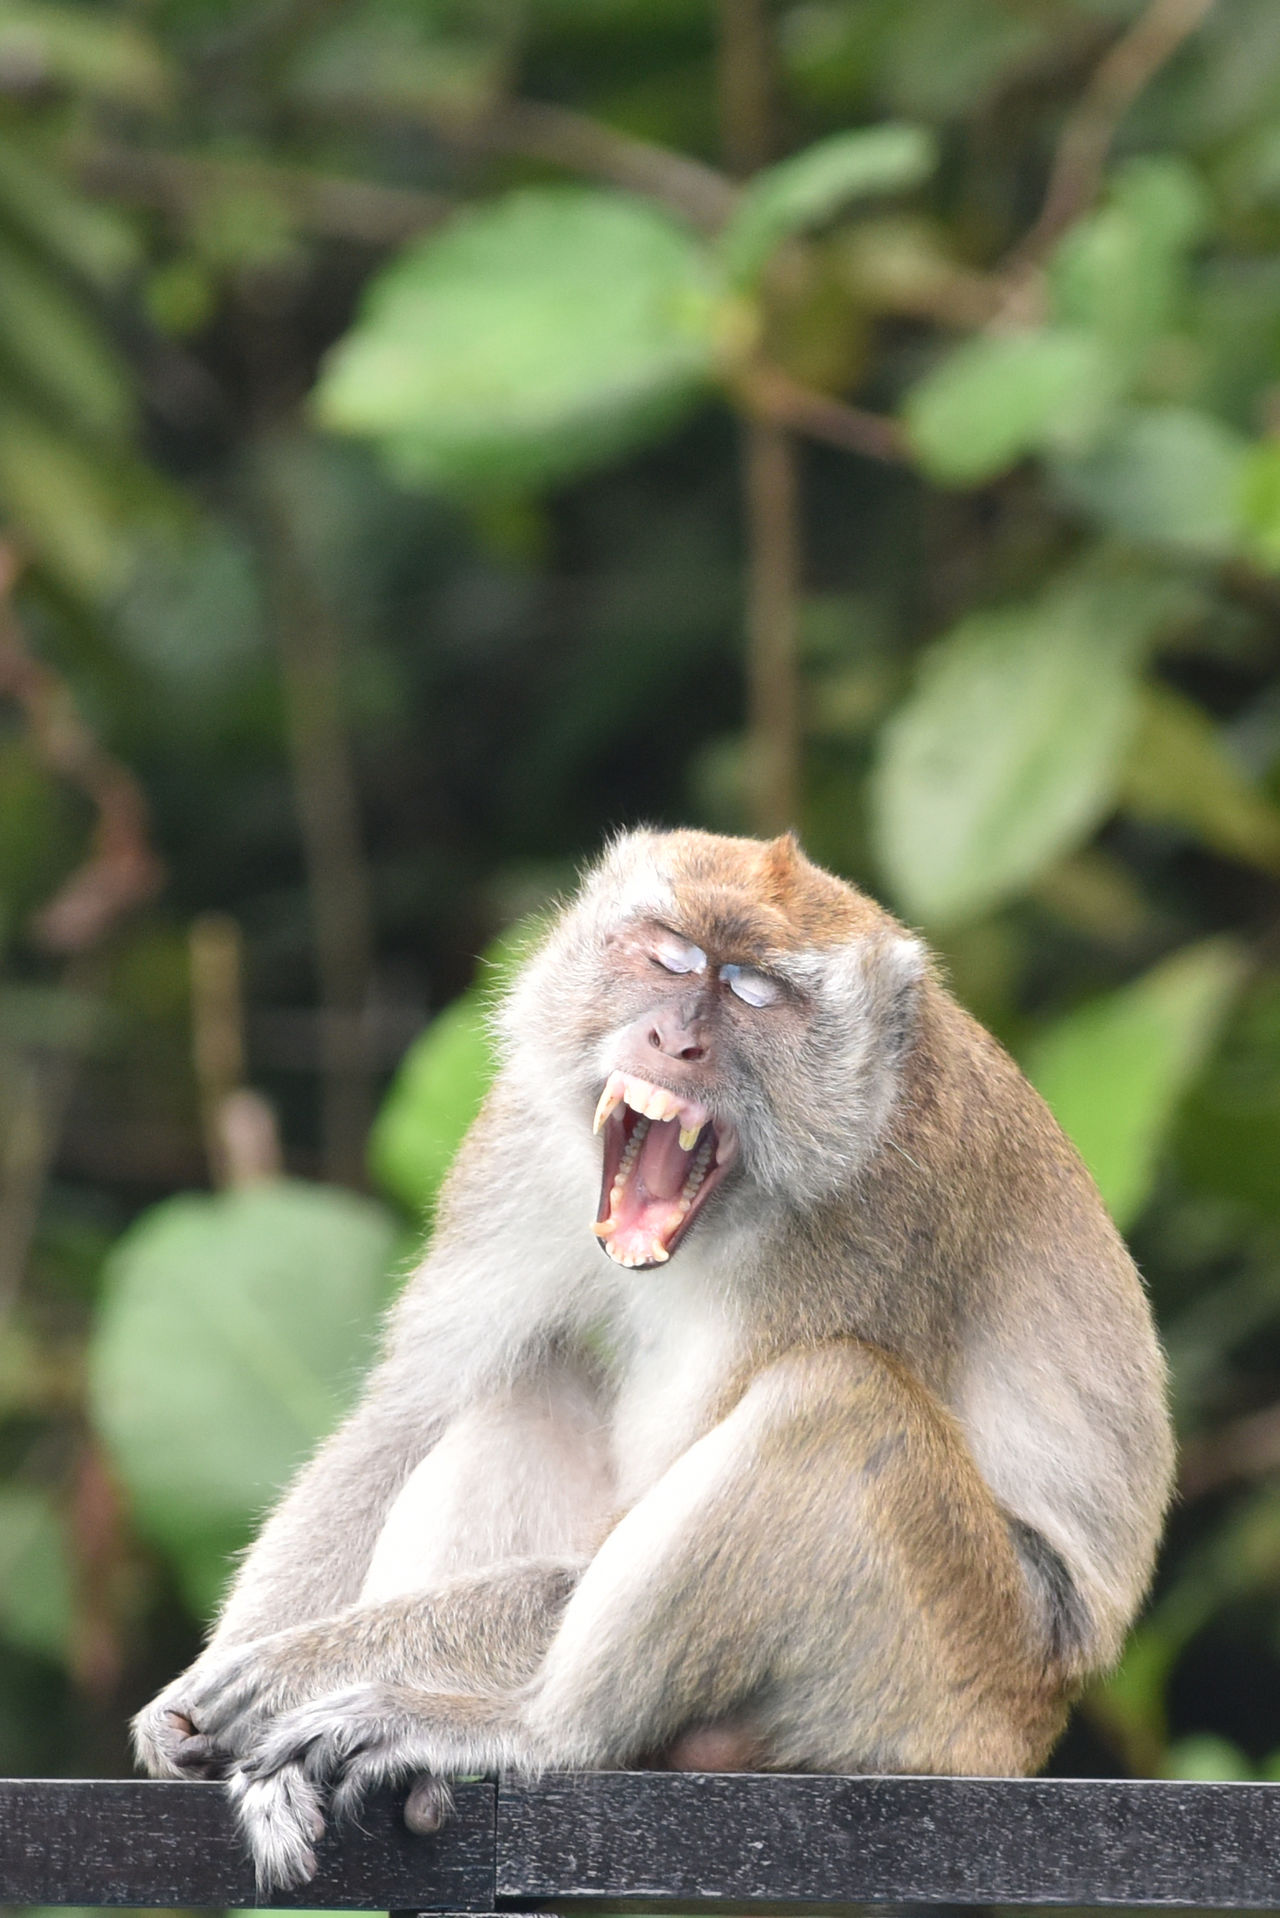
<box><xmin>404</xmin><ymin>1774</ymin><xmax>455</xmax><ymax>1834</ymax></box>
<box><xmin>231</xmin><ymin>1683</ymin><xmax>515</xmax><ymax>1888</ymax></box>
<box><xmin>227</xmin><ymin>1762</ymin><xmax>326</xmax><ymax>1892</ymax></box>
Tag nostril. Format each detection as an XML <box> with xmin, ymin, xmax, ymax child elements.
<box><xmin>677</xmin><ymin>1040</ymin><xmax>705</xmax><ymax>1061</ymax></box>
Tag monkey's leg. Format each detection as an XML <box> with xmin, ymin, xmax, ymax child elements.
<box><xmin>231</xmin><ymin>1339</ymin><xmax>1069</xmax><ymax>1889</ymax></box>
<box><xmin>135</xmin><ymin>1361</ymin><xmax>611</xmax><ymax>1779</ymax></box>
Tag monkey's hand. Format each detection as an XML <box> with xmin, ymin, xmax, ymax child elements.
<box><xmin>132</xmin><ymin>1628</ymin><xmax>329</xmax><ymax>1780</ymax></box>
<box><xmin>229</xmin><ymin>1683</ymin><xmax>517</xmax><ymax>1891</ymax></box>
<box><xmin>132</xmin><ymin>1687</ymin><xmax>233</xmax><ymax>1781</ymax></box>
<box><xmin>135</xmin><ymin>1563</ymin><xmax>581</xmax><ymax>1797</ymax></box>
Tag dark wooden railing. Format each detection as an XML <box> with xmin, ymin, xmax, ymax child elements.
<box><xmin>4</xmin><ymin>1774</ymin><xmax>1279</xmax><ymax>1909</ymax></box>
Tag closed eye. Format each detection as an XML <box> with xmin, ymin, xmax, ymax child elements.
<box><xmin>652</xmin><ymin>933</ymin><xmax>707</xmax><ymax>976</ymax></box>
<box><xmin>721</xmin><ymin>963</ymin><xmax>781</xmax><ymax>1007</ymax></box>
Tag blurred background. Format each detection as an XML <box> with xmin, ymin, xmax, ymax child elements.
<box><xmin>2</xmin><ymin>0</ymin><xmax>1280</xmax><ymax>1825</ymax></box>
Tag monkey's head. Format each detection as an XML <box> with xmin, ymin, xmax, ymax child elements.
<box><xmin>499</xmin><ymin>829</ymin><xmax>926</xmax><ymax>1270</ymax></box>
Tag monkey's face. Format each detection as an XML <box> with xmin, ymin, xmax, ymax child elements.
<box><xmin>496</xmin><ymin>829</ymin><xmax>926</xmax><ymax>1274</ymax></box>
<box><xmin>588</xmin><ymin>925</ymin><xmax>771</xmax><ymax>1268</ymax></box>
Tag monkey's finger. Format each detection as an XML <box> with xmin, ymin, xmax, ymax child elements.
<box><xmin>404</xmin><ymin>1775</ymin><xmax>454</xmax><ymax>1835</ymax></box>
<box><xmin>173</xmin><ymin>1731</ymin><xmax>229</xmax><ymax>1778</ymax></box>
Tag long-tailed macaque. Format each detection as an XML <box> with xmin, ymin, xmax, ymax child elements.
<box><xmin>134</xmin><ymin>830</ymin><xmax>1174</xmax><ymax>1889</ymax></box>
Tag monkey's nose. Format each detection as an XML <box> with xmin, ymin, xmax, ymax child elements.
<box><xmin>646</xmin><ymin>1006</ymin><xmax>707</xmax><ymax>1062</ymax></box>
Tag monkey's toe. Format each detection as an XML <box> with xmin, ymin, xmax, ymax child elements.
<box><xmin>404</xmin><ymin>1775</ymin><xmax>454</xmax><ymax>1835</ymax></box>
<box><xmin>662</xmin><ymin>1720</ymin><xmax>763</xmax><ymax>1771</ymax></box>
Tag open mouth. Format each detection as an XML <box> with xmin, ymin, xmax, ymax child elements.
<box><xmin>591</xmin><ymin>1072</ymin><xmax>737</xmax><ymax>1268</ymax></box>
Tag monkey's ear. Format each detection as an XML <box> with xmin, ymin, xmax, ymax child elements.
<box><xmin>835</xmin><ymin>931</ymin><xmax>926</xmax><ymax>1064</ymax></box>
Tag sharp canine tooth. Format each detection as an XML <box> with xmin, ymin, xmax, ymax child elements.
<box><xmin>593</xmin><ymin>1075</ymin><xmax>624</xmax><ymax>1134</ymax></box>
<box><xmin>679</xmin><ymin>1123</ymin><xmax>701</xmax><ymax>1152</ymax></box>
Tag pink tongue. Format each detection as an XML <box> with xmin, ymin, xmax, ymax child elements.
<box><xmin>609</xmin><ymin>1120</ymin><xmax>690</xmax><ymax>1251</ymax></box>
<box><xmin>630</xmin><ymin>1119</ymin><xmax>688</xmax><ymax>1201</ymax></box>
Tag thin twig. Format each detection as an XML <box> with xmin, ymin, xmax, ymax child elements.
<box><xmin>299</xmin><ymin>91</ymin><xmax>737</xmax><ymax>232</ymax></box>
<box><xmin>189</xmin><ymin>912</ymin><xmax>283</xmax><ymax>1188</ymax></box>
<box><xmin>484</xmin><ymin>100</ymin><xmax>737</xmax><ymax>231</ymax></box>
<box><xmin>716</xmin><ymin>0</ymin><xmax>803</xmax><ymax>837</ymax></box>
<box><xmin>79</xmin><ymin>142</ymin><xmax>451</xmax><ymax>247</ymax></box>
<box><xmin>739</xmin><ymin>360</ymin><xmax>908</xmax><ymax>464</ymax></box>
<box><xmin>1179</xmin><ymin>1401</ymin><xmax>1280</xmax><ymax>1501</ymax></box>
<box><xmin>743</xmin><ymin>419</ymin><xmax>801</xmax><ymax>833</ymax></box>
<box><xmin>1004</xmin><ymin>0</ymin><xmax>1218</xmax><ymax>283</ymax></box>
<box><xmin>0</xmin><ymin>547</ymin><xmax>164</xmax><ymax>1317</ymax></box>
<box><xmin>0</xmin><ymin>1040</ymin><xmax>78</xmax><ymax>1318</ymax></box>
<box><xmin>715</xmin><ymin>0</ymin><xmax>775</xmax><ymax>175</ymax></box>
<box><xmin>254</xmin><ymin>442</ymin><xmax>375</xmax><ymax>1190</ymax></box>
<box><xmin>0</xmin><ymin>548</ymin><xmax>164</xmax><ymax>951</ymax></box>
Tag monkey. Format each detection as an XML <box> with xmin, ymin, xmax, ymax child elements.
<box><xmin>132</xmin><ymin>828</ymin><xmax>1174</xmax><ymax>1890</ymax></box>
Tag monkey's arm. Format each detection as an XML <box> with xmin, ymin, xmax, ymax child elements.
<box><xmin>231</xmin><ymin>1338</ymin><xmax>1066</xmax><ymax>1890</ymax></box>
<box><xmin>132</xmin><ymin>1556</ymin><xmax>583</xmax><ymax>1781</ymax></box>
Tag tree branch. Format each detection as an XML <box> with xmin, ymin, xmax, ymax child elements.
<box><xmin>1004</xmin><ymin>0</ymin><xmax>1219</xmax><ymax>283</ymax></box>
<box><xmin>482</xmin><ymin>99</ymin><xmax>737</xmax><ymax>231</ymax></box>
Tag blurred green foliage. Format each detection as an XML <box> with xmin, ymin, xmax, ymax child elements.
<box><xmin>3</xmin><ymin>0</ymin><xmax>1280</xmax><ymax>1827</ymax></box>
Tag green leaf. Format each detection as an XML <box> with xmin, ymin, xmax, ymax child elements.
<box><xmin>315</xmin><ymin>188</ymin><xmax>719</xmax><ymax>491</ymax></box>
<box><xmin>0</xmin><ymin>1</ymin><xmax>170</xmax><ymax>105</ymax></box>
<box><xmin>90</xmin><ymin>1181</ymin><xmax>398</xmax><ymax>1617</ymax></box>
<box><xmin>1120</xmin><ymin>682</ymin><xmax>1280</xmax><ymax>873</ymax></box>
<box><xmin>1050</xmin><ymin>156</ymin><xmax>1210</xmax><ymax>366</ymax></box>
<box><xmin>869</xmin><ymin>567</ymin><xmax>1184</xmax><ymax>926</ymax></box>
<box><xmin>0</xmin><ymin>128</ymin><xmax>137</xmax><ymax>287</ymax></box>
<box><xmin>1053</xmin><ymin>407</ymin><xmax>1249</xmax><ymax>558</ymax></box>
<box><xmin>287</xmin><ymin>6</ymin><xmax>503</xmax><ymax>121</ymax></box>
<box><xmin>1164</xmin><ymin>1734</ymin><xmax>1253</xmax><ymax>1780</ymax></box>
<box><xmin>720</xmin><ymin>123</ymin><xmax>936</xmax><ymax>285</ymax></box>
<box><xmin>0</xmin><ymin>407</ymin><xmax>133</xmax><ymax>598</ymax></box>
<box><xmin>874</xmin><ymin>0</ymin><xmax>1049</xmax><ymax>120</ymax></box>
<box><xmin>369</xmin><ymin>919</ymin><xmax>541</xmax><ymax>1219</ymax></box>
<box><xmin>0</xmin><ymin>1485</ymin><xmax>72</xmax><ymax>1663</ymax></box>
<box><xmin>1176</xmin><ymin>972</ymin><xmax>1280</xmax><ymax>1218</ymax></box>
<box><xmin>1239</xmin><ymin>439</ymin><xmax>1280</xmax><ymax>572</ymax></box>
<box><xmin>904</xmin><ymin>325</ymin><xmax>1121</xmax><ymax>486</ymax></box>
<box><xmin>1025</xmin><ymin>939</ymin><xmax>1245</xmax><ymax>1230</ymax></box>
<box><xmin>369</xmin><ymin>996</ymin><xmax>492</xmax><ymax>1219</ymax></box>
<box><xmin>0</xmin><ymin>235</ymin><xmax>133</xmax><ymax>439</ymax></box>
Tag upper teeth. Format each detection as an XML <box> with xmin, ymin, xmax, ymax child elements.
<box><xmin>592</xmin><ymin>1071</ymin><xmax>709</xmax><ymax>1142</ymax></box>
